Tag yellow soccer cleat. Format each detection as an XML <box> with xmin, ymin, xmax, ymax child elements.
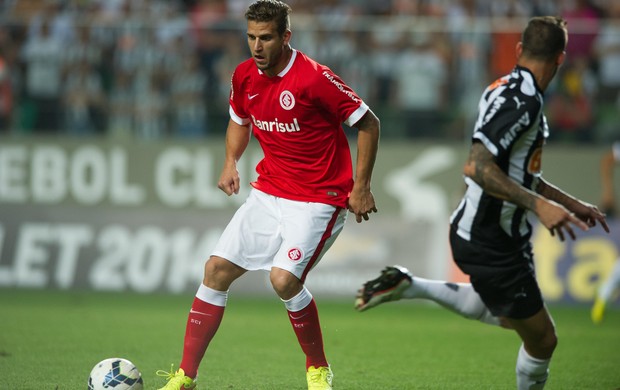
<box><xmin>591</xmin><ymin>297</ymin><xmax>607</xmax><ymax>325</ymax></box>
<box><xmin>156</xmin><ymin>366</ymin><xmax>196</xmax><ymax>390</ymax></box>
<box><xmin>306</xmin><ymin>365</ymin><xmax>333</xmax><ymax>390</ymax></box>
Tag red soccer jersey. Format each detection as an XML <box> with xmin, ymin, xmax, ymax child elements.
<box><xmin>229</xmin><ymin>49</ymin><xmax>368</xmax><ymax>208</ymax></box>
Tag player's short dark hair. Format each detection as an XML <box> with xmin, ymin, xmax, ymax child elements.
<box><xmin>521</xmin><ymin>16</ymin><xmax>568</xmax><ymax>61</ymax></box>
<box><xmin>245</xmin><ymin>0</ymin><xmax>291</xmax><ymax>37</ymax></box>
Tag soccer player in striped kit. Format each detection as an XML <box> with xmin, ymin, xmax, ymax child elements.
<box><xmin>157</xmin><ymin>1</ymin><xmax>380</xmax><ymax>389</ymax></box>
<box><xmin>356</xmin><ymin>16</ymin><xmax>608</xmax><ymax>390</ymax></box>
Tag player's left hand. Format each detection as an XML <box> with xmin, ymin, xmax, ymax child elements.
<box><xmin>348</xmin><ymin>188</ymin><xmax>377</xmax><ymax>223</ymax></box>
<box><xmin>573</xmin><ymin>201</ymin><xmax>610</xmax><ymax>234</ymax></box>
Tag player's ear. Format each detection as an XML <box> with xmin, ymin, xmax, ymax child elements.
<box><xmin>557</xmin><ymin>51</ymin><xmax>566</xmax><ymax>67</ymax></box>
<box><xmin>515</xmin><ymin>42</ymin><xmax>523</xmax><ymax>59</ymax></box>
<box><xmin>283</xmin><ymin>29</ymin><xmax>292</xmax><ymax>46</ymax></box>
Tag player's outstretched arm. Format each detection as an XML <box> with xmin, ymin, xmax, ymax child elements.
<box><xmin>463</xmin><ymin>142</ymin><xmax>590</xmax><ymax>241</ymax></box>
<box><xmin>218</xmin><ymin>119</ymin><xmax>251</xmax><ymax>196</ymax></box>
<box><xmin>348</xmin><ymin>109</ymin><xmax>380</xmax><ymax>223</ymax></box>
<box><xmin>536</xmin><ymin>178</ymin><xmax>609</xmax><ymax>234</ymax></box>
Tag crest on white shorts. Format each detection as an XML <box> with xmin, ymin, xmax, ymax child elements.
<box><xmin>287</xmin><ymin>247</ymin><xmax>303</xmax><ymax>262</ymax></box>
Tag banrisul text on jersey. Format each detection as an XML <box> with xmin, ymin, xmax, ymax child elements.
<box><xmin>251</xmin><ymin>115</ymin><xmax>301</xmax><ymax>132</ymax></box>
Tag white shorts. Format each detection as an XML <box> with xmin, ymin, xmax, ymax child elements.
<box><xmin>211</xmin><ymin>189</ymin><xmax>347</xmax><ymax>281</ymax></box>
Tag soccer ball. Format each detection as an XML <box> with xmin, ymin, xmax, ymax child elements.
<box><xmin>88</xmin><ymin>358</ymin><xmax>144</xmax><ymax>390</ymax></box>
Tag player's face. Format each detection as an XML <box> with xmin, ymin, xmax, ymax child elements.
<box><xmin>247</xmin><ymin>20</ymin><xmax>291</xmax><ymax>77</ymax></box>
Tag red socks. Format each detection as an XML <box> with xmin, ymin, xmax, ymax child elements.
<box><xmin>178</xmin><ymin>285</ymin><xmax>327</xmax><ymax>379</ymax></box>
<box><xmin>179</xmin><ymin>296</ymin><xmax>225</xmax><ymax>378</ymax></box>
<box><xmin>287</xmin><ymin>298</ymin><xmax>328</xmax><ymax>369</ymax></box>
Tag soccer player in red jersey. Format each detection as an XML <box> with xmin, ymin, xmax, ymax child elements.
<box><xmin>157</xmin><ymin>1</ymin><xmax>380</xmax><ymax>389</ymax></box>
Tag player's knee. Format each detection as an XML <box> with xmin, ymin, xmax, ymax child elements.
<box><xmin>269</xmin><ymin>270</ymin><xmax>300</xmax><ymax>299</ymax></box>
<box><xmin>203</xmin><ymin>256</ymin><xmax>241</xmax><ymax>290</ymax></box>
<box><xmin>540</xmin><ymin>329</ymin><xmax>558</xmax><ymax>355</ymax></box>
<box><xmin>528</xmin><ymin>327</ymin><xmax>558</xmax><ymax>358</ymax></box>
<box><xmin>540</xmin><ymin>320</ymin><xmax>558</xmax><ymax>349</ymax></box>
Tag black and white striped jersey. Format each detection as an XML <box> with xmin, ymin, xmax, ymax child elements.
<box><xmin>450</xmin><ymin>65</ymin><xmax>548</xmax><ymax>251</ymax></box>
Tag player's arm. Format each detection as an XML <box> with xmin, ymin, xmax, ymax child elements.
<box><xmin>536</xmin><ymin>178</ymin><xmax>609</xmax><ymax>233</ymax></box>
<box><xmin>218</xmin><ymin>119</ymin><xmax>251</xmax><ymax>196</ymax></box>
<box><xmin>463</xmin><ymin>141</ymin><xmax>590</xmax><ymax>241</ymax></box>
<box><xmin>349</xmin><ymin>109</ymin><xmax>380</xmax><ymax>223</ymax></box>
<box><xmin>600</xmin><ymin>148</ymin><xmax>616</xmax><ymax>215</ymax></box>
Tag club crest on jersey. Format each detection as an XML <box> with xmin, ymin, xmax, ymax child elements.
<box><xmin>280</xmin><ymin>90</ymin><xmax>295</xmax><ymax>110</ymax></box>
<box><xmin>287</xmin><ymin>247</ymin><xmax>303</xmax><ymax>262</ymax></box>
<box><xmin>527</xmin><ymin>146</ymin><xmax>543</xmax><ymax>174</ymax></box>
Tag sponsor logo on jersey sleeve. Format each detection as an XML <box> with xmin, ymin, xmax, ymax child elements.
<box><xmin>483</xmin><ymin>96</ymin><xmax>506</xmax><ymax>125</ymax></box>
<box><xmin>322</xmin><ymin>71</ymin><xmax>360</xmax><ymax>103</ymax></box>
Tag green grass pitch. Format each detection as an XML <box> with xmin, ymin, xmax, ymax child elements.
<box><xmin>1</xmin><ymin>289</ymin><xmax>618</xmax><ymax>389</ymax></box>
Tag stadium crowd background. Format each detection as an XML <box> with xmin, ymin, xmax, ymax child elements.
<box><xmin>0</xmin><ymin>0</ymin><xmax>617</xmax><ymax>143</ymax></box>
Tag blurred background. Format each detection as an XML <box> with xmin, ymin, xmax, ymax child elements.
<box><xmin>2</xmin><ymin>0</ymin><xmax>620</xmax><ymax>142</ymax></box>
<box><xmin>0</xmin><ymin>0</ymin><xmax>618</xmax><ymax>306</ymax></box>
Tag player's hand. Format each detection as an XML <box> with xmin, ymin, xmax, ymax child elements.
<box><xmin>347</xmin><ymin>187</ymin><xmax>377</xmax><ymax>223</ymax></box>
<box><xmin>535</xmin><ymin>198</ymin><xmax>589</xmax><ymax>241</ymax></box>
<box><xmin>217</xmin><ymin>166</ymin><xmax>240</xmax><ymax>196</ymax></box>
<box><xmin>571</xmin><ymin>200</ymin><xmax>610</xmax><ymax>233</ymax></box>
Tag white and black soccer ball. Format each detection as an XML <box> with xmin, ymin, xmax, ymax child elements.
<box><xmin>88</xmin><ymin>358</ymin><xmax>144</xmax><ymax>390</ymax></box>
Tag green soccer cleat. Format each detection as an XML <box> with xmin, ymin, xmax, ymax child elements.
<box><xmin>156</xmin><ymin>366</ymin><xmax>196</xmax><ymax>390</ymax></box>
<box><xmin>306</xmin><ymin>365</ymin><xmax>333</xmax><ymax>390</ymax></box>
<box><xmin>355</xmin><ymin>265</ymin><xmax>412</xmax><ymax>312</ymax></box>
<box><xmin>591</xmin><ymin>296</ymin><xmax>607</xmax><ymax>324</ymax></box>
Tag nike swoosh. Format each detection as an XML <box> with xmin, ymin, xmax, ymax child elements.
<box><xmin>289</xmin><ymin>312</ymin><xmax>308</xmax><ymax>320</ymax></box>
<box><xmin>248</xmin><ymin>93</ymin><xmax>259</xmax><ymax>100</ymax></box>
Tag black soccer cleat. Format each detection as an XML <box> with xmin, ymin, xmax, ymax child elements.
<box><xmin>355</xmin><ymin>265</ymin><xmax>413</xmax><ymax>312</ymax></box>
